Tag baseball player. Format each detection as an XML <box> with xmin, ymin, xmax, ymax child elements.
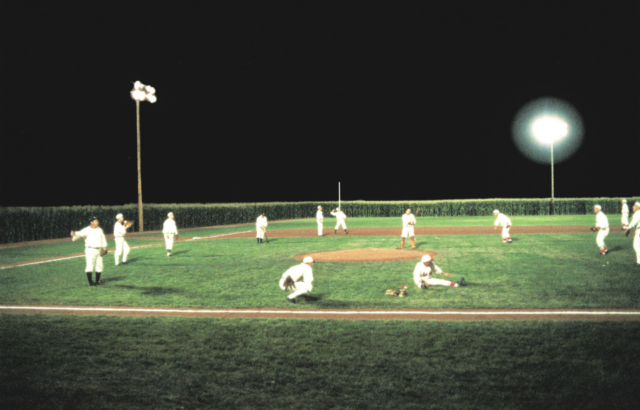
<box><xmin>280</xmin><ymin>256</ymin><xmax>314</xmax><ymax>303</ymax></box>
<box><xmin>316</xmin><ymin>206</ymin><xmax>324</xmax><ymax>236</ymax></box>
<box><xmin>71</xmin><ymin>216</ymin><xmax>108</xmax><ymax>286</ymax></box>
<box><xmin>413</xmin><ymin>254</ymin><xmax>466</xmax><ymax>288</ymax></box>
<box><xmin>593</xmin><ymin>205</ymin><xmax>609</xmax><ymax>255</ymax></box>
<box><xmin>256</xmin><ymin>213</ymin><xmax>267</xmax><ymax>244</ymax></box>
<box><xmin>621</xmin><ymin>199</ymin><xmax>630</xmax><ymax>230</ymax></box>
<box><xmin>401</xmin><ymin>208</ymin><xmax>416</xmax><ymax>249</ymax></box>
<box><xmin>113</xmin><ymin>213</ymin><xmax>132</xmax><ymax>265</ymax></box>
<box><xmin>624</xmin><ymin>202</ymin><xmax>640</xmax><ymax>265</ymax></box>
<box><xmin>330</xmin><ymin>207</ymin><xmax>348</xmax><ymax>234</ymax></box>
<box><xmin>492</xmin><ymin>210</ymin><xmax>512</xmax><ymax>243</ymax></box>
<box><xmin>163</xmin><ymin>212</ymin><xmax>178</xmax><ymax>257</ymax></box>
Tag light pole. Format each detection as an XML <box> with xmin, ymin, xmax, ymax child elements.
<box><xmin>130</xmin><ymin>81</ymin><xmax>157</xmax><ymax>232</ymax></box>
<box><xmin>531</xmin><ymin>116</ymin><xmax>568</xmax><ymax>214</ymax></box>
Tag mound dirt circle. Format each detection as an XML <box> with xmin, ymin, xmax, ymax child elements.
<box><xmin>293</xmin><ymin>248</ymin><xmax>438</xmax><ymax>263</ymax></box>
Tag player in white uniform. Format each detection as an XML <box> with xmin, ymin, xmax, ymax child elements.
<box><xmin>71</xmin><ymin>216</ymin><xmax>108</xmax><ymax>286</ymax></box>
<box><xmin>624</xmin><ymin>202</ymin><xmax>640</xmax><ymax>266</ymax></box>
<box><xmin>256</xmin><ymin>213</ymin><xmax>268</xmax><ymax>244</ymax></box>
<box><xmin>593</xmin><ymin>205</ymin><xmax>609</xmax><ymax>255</ymax></box>
<box><xmin>316</xmin><ymin>206</ymin><xmax>324</xmax><ymax>236</ymax></box>
<box><xmin>401</xmin><ymin>208</ymin><xmax>416</xmax><ymax>249</ymax></box>
<box><xmin>113</xmin><ymin>213</ymin><xmax>131</xmax><ymax>265</ymax></box>
<box><xmin>330</xmin><ymin>207</ymin><xmax>348</xmax><ymax>234</ymax></box>
<box><xmin>493</xmin><ymin>210</ymin><xmax>512</xmax><ymax>243</ymax></box>
<box><xmin>280</xmin><ymin>256</ymin><xmax>314</xmax><ymax>303</ymax></box>
<box><xmin>621</xmin><ymin>199</ymin><xmax>630</xmax><ymax>230</ymax></box>
<box><xmin>413</xmin><ymin>255</ymin><xmax>466</xmax><ymax>288</ymax></box>
<box><xmin>163</xmin><ymin>212</ymin><xmax>178</xmax><ymax>257</ymax></box>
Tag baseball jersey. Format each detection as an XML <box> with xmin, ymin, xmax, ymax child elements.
<box><xmin>622</xmin><ymin>203</ymin><xmax>629</xmax><ymax>214</ymax></box>
<box><xmin>402</xmin><ymin>213</ymin><xmax>416</xmax><ymax>227</ymax></box>
<box><xmin>73</xmin><ymin>226</ymin><xmax>107</xmax><ymax>248</ymax></box>
<box><xmin>629</xmin><ymin>211</ymin><xmax>640</xmax><ymax>230</ymax></box>
<box><xmin>316</xmin><ymin>210</ymin><xmax>323</xmax><ymax>221</ymax></box>
<box><xmin>413</xmin><ymin>261</ymin><xmax>443</xmax><ymax>283</ymax></box>
<box><xmin>281</xmin><ymin>263</ymin><xmax>314</xmax><ymax>283</ymax></box>
<box><xmin>113</xmin><ymin>221</ymin><xmax>127</xmax><ymax>238</ymax></box>
<box><xmin>595</xmin><ymin>212</ymin><xmax>609</xmax><ymax>229</ymax></box>
<box><xmin>331</xmin><ymin>211</ymin><xmax>346</xmax><ymax>221</ymax></box>
<box><xmin>494</xmin><ymin>213</ymin><xmax>511</xmax><ymax>227</ymax></box>
<box><xmin>163</xmin><ymin>219</ymin><xmax>178</xmax><ymax>234</ymax></box>
<box><xmin>256</xmin><ymin>216</ymin><xmax>267</xmax><ymax>229</ymax></box>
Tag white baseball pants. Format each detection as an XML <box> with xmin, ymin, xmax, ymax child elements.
<box><xmin>256</xmin><ymin>228</ymin><xmax>265</xmax><ymax>239</ymax></box>
<box><xmin>622</xmin><ymin>213</ymin><xmax>629</xmax><ymax>228</ymax></box>
<box><xmin>317</xmin><ymin>220</ymin><xmax>323</xmax><ymax>235</ymax></box>
<box><xmin>165</xmin><ymin>233</ymin><xmax>175</xmax><ymax>250</ymax></box>
<box><xmin>114</xmin><ymin>237</ymin><xmax>130</xmax><ymax>264</ymax></box>
<box><xmin>501</xmin><ymin>226</ymin><xmax>511</xmax><ymax>241</ymax></box>
<box><xmin>279</xmin><ymin>277</ymin><xmax>313</xmax><ymax>299</ymax></box>
<box><xmin>634</xmin><ymin>232</ymin><xmax>640</xmax><ymax>264</ymax></box>
<box><xmin>415</xmin><ymin>278</ymin><xmax>456</xmax><ymax>287</ymax></box>
<box><xmin>596</xmin><ymin>228</ymin><xmax>609</xmax><ymax>249</ymax></box>
<box><xmin>85</xmin><ymin>248</ymin><xmax>103</xmax><ymax>273</ymax></box>
<box><xmin>335</xmin><ymin>220</ymin><xmax>346</xmax><ymax>230</ymax></box>
<box><xmin>401</xmin><ymin>226</ymin><xmax>415</xmax><ymax>238</ymax></box>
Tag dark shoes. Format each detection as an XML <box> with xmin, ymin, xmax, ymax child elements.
<box><xmin>458</xmin><ymin>278</ymin><xmax>467</xmax><ymax>287</ymax></box>
<box><xmin>287</xmin><ymin>297</ymin><xmax>296</xmax><ymax>304</ymax></box>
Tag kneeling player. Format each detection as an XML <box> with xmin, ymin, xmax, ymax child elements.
<box><xmin>414</xmin><ymin>255</ymin><xmax>466</xmax><ymax>288</ymax></box>
<box><xmin>280</xmin><ymin>256</ymin><xmax>314</xmax><ymax>303</ymax></box>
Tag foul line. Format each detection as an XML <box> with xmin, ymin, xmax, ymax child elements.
<box><xmin>1</xmin><ymin>306</ymin><xmax>638</xmax><ymax>316</ymax></box>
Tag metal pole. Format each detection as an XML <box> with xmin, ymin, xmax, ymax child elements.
<box><xmin>339</xmin><ymin>182</ymin><xmax>341</xmax><ymax>209</ymax></box>
<box><xmin>136</xmin><ymin>100</ymin><xmax>144</xmax><ymax>232</ymax></box>
<box><xmin>550</xmin><ymin>140</ymin><xmax>554</xmax><ymax>215</ymax></box>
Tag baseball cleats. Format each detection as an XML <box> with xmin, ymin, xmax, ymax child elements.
<box><xmin>344</xmin><ymin>230</ymin><xmax>348</xmax><ymax>234</ymax></box>
<box><xmin>419</xmin><ymin>282</ymin><xmax>427</xmax><ymax>289</ymax></box>
<box><xmin>95</xmin><ymin>281</ymin><xmax>104</xmax><ymax>286</ymax></box>
<box><xmin>287</xmin><ymin>297</ymin><xmax>296</xmax><ymax>304</ymax></box>
<box><xmin>335</xmin><ymin>230</ymin><xmax>337</xmax><ymax>234</ymax></box>
<box><xmin>458</xmin><ymin>278</ymin><xmax>467</xmax><ymax>287</ymax></box>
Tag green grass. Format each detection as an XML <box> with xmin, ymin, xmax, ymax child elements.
<box><xmin>1</xmin><ymin>314</ymin><xmax>638</xmax><ymax>410</ymax></box>
<box><xmin>0</xmin><ymin>228</ymin><xmax>637</xmax><ymax>309</ymax></box>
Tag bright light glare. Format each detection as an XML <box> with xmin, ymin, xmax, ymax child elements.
<box><xmin>146</xmin><ymin>94</ymin><xmax>157</xmax><ymax>103</ymax></box>
<box><xmin>130</xmin><ymin>81</ymin><xmax>157</xmax><ymax>103</ymax></box>
<box><xmin>531</xmin><ymin>116</ymin><xmax>568</xmax><ymax>144</ymax></box>
<box><xmin>134</xmin><ymin>81</ymin><xmax>142</xmax><ymax>90</ymax></box>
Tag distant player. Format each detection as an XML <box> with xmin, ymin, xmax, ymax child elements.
<box><xmin>593</xmin><ymin>205</ymin><xmax>609</xmax><ymax>255</ymax></box>
<box><xmin>331</xmin><ymin>207</ymin><xmax>348</xmax><ymax>234</ymax></box>
<box><xmin>401</xmin><ymin>208</ymin><xmax>416</xmax><ymax>249</ymax></box>
<box><xmin>71</xmin><ymin>216</ymin><xmax>108</xmax><ymax>286</ymax></box>
<box><xmin>113</xmin><ymin>213</ymin><xmax>132</xmax><ymax>265</ymax></box>
<box><xmin>316</xmin><ymin>206</ymin><xmax>324</xmax><ymax>236</ymax></box>
<box><xmin>413</xmin><ymin>255</ymin><xmax>466</xmax><ymax>289</ymax></box>
<box><xmin>163</xmin><ymin>212</ymin><xmax>179</xmax><ymax>257</ymax></box>
<box><xmin>625</xmin><ymin>202</ymin><xmax>640</xmax><ymax>266</ymax></box>
<box><xmin>492</xmin><ymin>210</ymin><xmax>512</xmax><ymax>243</ymax></box>
<box><xmin>256</xmin><ymin>213</ymin><xmax>267</xmax><ymax>244</ymax></box>
<box><xmin>621</xmin><ymin>199</ymin><xmax>630</xmax><ymax>230</ymax></box>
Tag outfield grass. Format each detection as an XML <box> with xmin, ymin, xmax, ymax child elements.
<box><xmin>1</xmin><ymin>314</ymin><xmax>638</xmax><ymax>410</ymax></box>
<box><xmin>0</xmin><ymin>225</ymin><xmax>637</xmax><ymax>309</ymax></box>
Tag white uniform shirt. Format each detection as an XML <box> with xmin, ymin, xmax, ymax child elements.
<box><xmin>622</xmin><ymin>203</ymin><xmax>629</xmax><ymax>215</ymax></box>
<box><xmin>163</xmin><ymin>219</ymin><xmax>178</xmax><ymax>234</ymax></box>
<box><xmin>402</xmin><ymin>213</ymin><xmax>416</xmax><ymax>227</ymax></box>
<box><xmin>113</xmin><ymin>221</ymin><xmax>127</xmax><ymax>238</ymax></box>
<box><xmin>494</xmin><ymin>213</ymin><xmax>511</xmax><ymax>227</ymax></box>
<box><xmin>281</xmin><ymin>263</ymin><xmax>314</xmax><ymax>283</ymax></box>
<box><xmin>595</xmin><ymin>212</ymin><xmax>609</xmax><ymax>229</ymax></box>
<box><xmin>316</xmin><ymin>210</ymin><xmax>323</xmax><ymax>221</ymax></box>
<box><xmin>413</xmin><ymin>261</ymin><xmax>443</xmax><ymax>283</ymax></box>
<box><xmin>256</xmin><ymin>216</ymin><xmax>268</xmax><ymax>229</ymax></box>
<box><xmin>628</xmin><ymin>211</ymin><xmax>640</xmax><ymax>230</ymax></box>
<box><xmin>331</xmin><ymin>210</ymin><xmax>346</xmax><ymax>221</ymax></box>
<box><xmin>73</xmin><ymin>226</ymin><xmax>107</xmax><ymax>248</ymax></box>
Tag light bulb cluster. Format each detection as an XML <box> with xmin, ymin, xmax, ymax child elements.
<box><xmin>130</xmin><ymin>81</ymin><xmax>157</xmax><ymax>103</ymax></box>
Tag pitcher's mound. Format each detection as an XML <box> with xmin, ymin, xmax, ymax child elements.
<box><xmin>294</xmin><ymin>248</ymin><xmax>438</xmax><ymax>263</ymax></box>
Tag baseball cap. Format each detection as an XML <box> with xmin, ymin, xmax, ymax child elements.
<box><xmin>421</xmin><ymin>255</ymin><xmax>432</xmax><ymax>263</ymax></box>
<box><xmin>492</xmin><ymin>210</ymin><xmax>499</xmax><ymax>214</ymax></box>
<box><xmin>168</xmin><ymin>212</ymin><xmax>174</xmax><ymax>217</ymax></box>
<box><xmin>116</xmin><ymin>213</ymin><xmax>123</xmax><ymax>219</ymax></box>
<box><xmin>622</xmin><ymin>199</ymin><xmax>627</xmax><ymax>203</ymax></box>
<box><xmin>89</xmin><ymin>216</ymin><xmax>98</xmax><ymax>222</ymax></box>
<box><xmin>594</xmin><ymin>205</ymin><xmax>601</xmax><ymax>210</ymax></box>
<box><xmin>303</xmin><ymin>256</ymin><xmax>313</xmax><ymax>264</ymax></box>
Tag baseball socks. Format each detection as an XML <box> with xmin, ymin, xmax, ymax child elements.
<box><xmin>95</xmin><ymin>272</ymin><xmax>102</xmax><ymax>285</ymax></box>
<box><xmin>86</xmin><ymin>272</ymin><xmax>95</xmax><ymax>286</ymax></box>
<box><xmin>401</xmin><ymin>238</ymin><xmax>405</xmax><ymax>249</ymax></box>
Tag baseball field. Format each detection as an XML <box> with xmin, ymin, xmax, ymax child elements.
<box><xmin>1</xmin><ymin>215</ymin><xmax>639</xmax><ymax>409</ymax></box>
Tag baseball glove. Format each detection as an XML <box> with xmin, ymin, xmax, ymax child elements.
<box><xmin>283</xmin><ymin>276</ymin><xmax>295</xmax><ymax>291</ymax></box>
<box><xmin>590</xmin><ymin>227</ymin><xmax>598</xmax><ymax>232</ymax></box>
<box><xmin>125</xmin><ymin>220</ymin><xmax>134</xmax><ymax>229</ymax></box>
<box><xmin>398</xmin><ymin>289</ymin><xmax>408</xmax><ymax>297</ymax></box>
<box><xmin>100</xmin><ymin>249</ymin><xmax>108</xmax><ymax>256</ymax></box>
<box><xmin>385</xmin><ymin>289</ymin><xmax>399</xmax><ymax>296</ymax></box>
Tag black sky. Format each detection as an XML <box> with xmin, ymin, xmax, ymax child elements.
<box><xmin>1</xmin><ymin>1</ymin><xmax>638</xmax><ymax>206</ymax></box>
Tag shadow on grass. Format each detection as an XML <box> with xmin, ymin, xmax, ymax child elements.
<box><xmin>171</xmin><ymin>250</ymin><xmax>190</xmax><ymax>256</ymax></box>
<box><xmin>113</xmin><ymin>284</ymin><xmax>182</xmax><ymax>296</ymax></box>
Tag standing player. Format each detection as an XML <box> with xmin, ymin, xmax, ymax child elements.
<box><xmin>624</xmin><ymin>202</ymin><xmax>640</xmax><ymax>266</ymax></box>
<box><xmin>401</xmin><ymin>208</ymin><xmax>416</xmax><ymax>249</ymax></box>
<box><xmin>256</xmin><ymin>213</ymin><xmax>268</xmax><ymax>244</ymax></box>
<box><xmin>413</xmin><ymin>255</ymin><xmax>466</xmax><ymax>289</ymax></box>
<box><xmin>621</xmin><ymin>199</ymin><xmax>630</xmax><ymax>230</ymax></box>
<box><xmin>492</xmin><ymin>210</ymin><xmax>512</xmax><ymax>243</ymax></box>
<box><xmin>331</xmin><ymin>207</ymin><xmax>348</xmax><ymax>234</ymax></box>
<box><xmin>316</xmin><ymin>206</ymin><xmax>324</xmax><ymax>236</ymax></box>
<box><xmin>113</xmin><ymin>213</ymin><xmax>132</xmax><ymax>265</ymax></box>
<box><xmin>280</xmin><ymin>256</ymin><xmax>314</xmax><ymax>303</ymax></box>
<box><xmin>163</xmin><ymin>212</ymin><xmax>178</xmax><ymax>257</ymax></box>
<box><xmin>593</xmin><ymin>205</ymin><xmax>609</xmax><ymax>255</ymax></box>
<box><xmin>71</xmin><ymin>216</ymin><xmax>108</xmax><ymax>286</ymax></box>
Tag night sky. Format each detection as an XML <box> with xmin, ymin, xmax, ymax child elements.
<box><xmin>1</xmin><ymin>1</ymin><xmax>638</xmax><ymax>207</ymax></box>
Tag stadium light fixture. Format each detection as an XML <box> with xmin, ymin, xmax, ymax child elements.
<box><xmin>130</xmin><ymin>81</ymin><xmax>157</xmax><ymax>232</ymax></box>
<box><xmin>531</xmin><ymin>115</ymin><xmax>568</xmax><ymax>214</ymax></box>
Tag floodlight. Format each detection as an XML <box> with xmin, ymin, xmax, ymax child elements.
<box><xmin>532</xmin><ymin>116</ymin><xmax>568</xmax><ymax>144</ymax></box>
